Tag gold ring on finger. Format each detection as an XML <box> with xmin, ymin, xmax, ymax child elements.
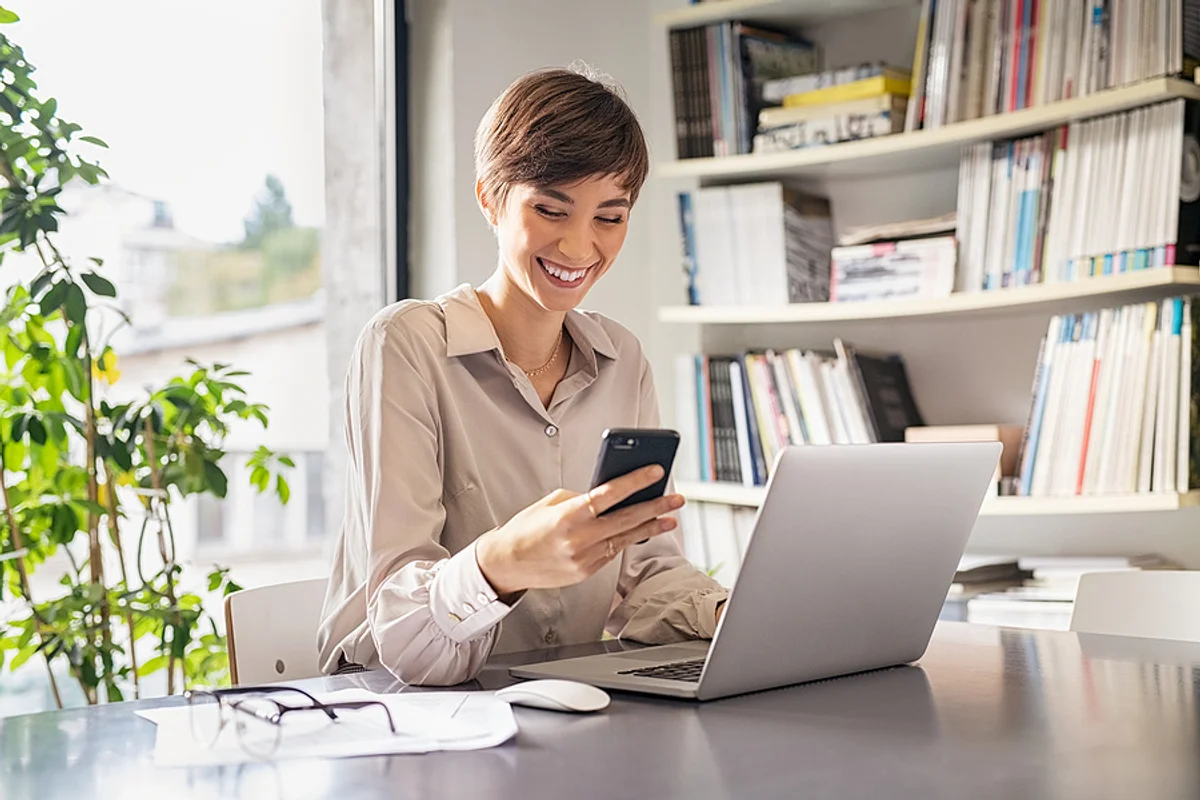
<box><xmin>605</xmin><ymin>538</ymin><xmax>615</xmax><ymax>560</ymax></box>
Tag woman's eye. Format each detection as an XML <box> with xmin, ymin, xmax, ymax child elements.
<box><xmin>597</xmin><ymin>216</ymin><xmax>624</xmax><ymax>225</ymax></box>
<box><xmin>535</xmin><ymin>205</ymin><xmax>566</xmax><ymax>219</ymax></box>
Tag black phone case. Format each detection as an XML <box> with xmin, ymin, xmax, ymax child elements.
<box><xmin>589</xmin><ymin>428</ymin><xmax>680</xmax><ymax>516</ymax></box>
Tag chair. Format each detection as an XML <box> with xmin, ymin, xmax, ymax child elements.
<box><xmin>1069</xmin><ymin>571</ymin><xmax>1200</xmax><ymax>643</ymax></box>
<box><xmin>223</xmin><ymin>577</ymin><xmax>329</xmax><ymax>686</ymax></box>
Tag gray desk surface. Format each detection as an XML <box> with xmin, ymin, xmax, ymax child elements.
<box><xmin>3</xmin><ymin>621</ymin><xmax>1200</xmax><ymax>800</ymax></box>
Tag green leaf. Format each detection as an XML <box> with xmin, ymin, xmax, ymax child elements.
<box><xmin>38</xmin><ymin>281</ymin><xmax>68</xmax><ymax>316</ymax></box>
<box><xmin>30</xmin><ymin>270</ymin><xmax>53</xmax><ymax>298</ymax></box>
<box><xmin>64</xmin><ymin>283</ymin><xmax>87</xmax><ymax>325</ymax></box>
<box><xmin>10</xmin><ymin>644</ymin><xmax>37</xmax><ymax>671</ymax></box>
<box><xmin>0</xmin><ymin>8</ymin><xmax>21</xmax><ymax>23</ymax></box>
<box><xmin>65</xmin><ymin>324</ymin><xmax>84</xmax><ymax>358</ymax></box>
<box><xmin>207</xmin><ymin>572</ymin><xmax>223</xmax><ymax>592</ymax></box>
<box><xmin>278</xmin><ymin>456</ymin><xmax>295</xmax><ymax>468</ymax></box>
<box><xmin>80</xmin><ymin>271</ymin><xmax>116</xmax><ymax>297</ymax></box>
<box><xmin>275</xmin><ymin>476</ymin><xmax>290</xmax><ymax>504</ymax></box>
<box><xmin>250</xmin><ymin>466</ymin><xmax>269</xmax><ymax>492</ymax></box>
<box><xmin>136</xmin><ymin>653</ymin><xmax>169</xmax><ymax>678</ymax></box>
<box><xmin>106</xmin><ymin>683</ymin><xmax>123</xmax><ymax>702</ymax></box>
<box><xmin>79</xmin><ymin>136</ymin><xmax>108</xmax><ymax>148</ymax></box>
<box><xmin>26</xmin><ymin>416</ymin><xmax>45</xmax><ymax>445</ymax></box>
<box><xmin>203</xmin><ymin>461</ymin><xmax>228</xmax><ymax>499</ymax></box>
<box><xmin>10</xmin><ymin>412</ymin><xmax>27</xmax><ymax>441</ymax></box>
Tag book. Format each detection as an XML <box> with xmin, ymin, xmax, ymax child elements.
<box><xmin>667</xmin><ymin>22</ymin><xmax>817</xmax><ymax>158</ymax></box>
<box><xmin>677</xmin><ymin>182</ymin><xmax>833</xmax><ymax>306</ymax></box>
<box><xmin>753</xmin><ymin>108</ymin><xmax>904</xmax><ymax>154</ymax></box>
<box><xmin>781</xmin><ymin>74</ymin><xmax>912</xmax><ymax>108</ymax></box>
<box><xmin>830</xmin><ymin>235</ymin><xmax>957</xmax><ymax>303</ymax></box>
<box><xmin>758</xmin><ymin>93</ymin><xmax>907</xmax><ymax>128</ymax></box>
<box><xmin>762</xmin><ymin>62</ymin><xmax>911</xmax><ymax>103</ymax></box>
<box><xmin>1017</xmin><ymin>296</ymin><xmax>1200</xmax><ymax>496</ymax></box>
<box><xmin>957</xmin><ymin>99</ymin><xmax>1200</xmax><ymax>293</ymax></box>
<box><xmin>676</xmin><ymin>343</ymin><xmax>924</xmax><ymax>481</ymax></box>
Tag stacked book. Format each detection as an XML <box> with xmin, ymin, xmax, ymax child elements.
<box><xmin>676</xmin><ymin>182</ymin><xmax>834</xmax><ymax>306</ymax></box>
<box><xmin>957</xmin><ymin>99</ymin><xmax>1199</xmax><ymax>291</ymax></box>
<box><xmin>831</xmin><ymin>213</ymin><xmax>959</xmax><ymax>303</ymax></box>
<box><xmin>668</xmin><ymin>22</ymin><xmax>817</xmax><ymax>158</ymax></box>
<box><xmin>1015</xmin><ymin>296</ymin><xmax>1199</xmax><ymax>498</ymax></box>
<box><xmin>673</xmin><ymin>342</ymin><xmax>925</xmax><ymax>487</ymax></box>
<box><xmin>965</xmin><ymin>554</ymin><xmax>1179</xmax><ymax>630</ymax></box>
<box><xmin>754</xmin><ymin>63</ymin><xmax>911</xmax><ymax>154</ymax></box>
<box><xmin>908</xmin><ymin>0</ymin><xmax>1200</xmax><ymax>132</ymax></box>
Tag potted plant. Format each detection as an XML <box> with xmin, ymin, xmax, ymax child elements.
<box><xmin>0</xmin><ymin>10</ymin><xmax>292</xmax><ymax>706</ymax></box>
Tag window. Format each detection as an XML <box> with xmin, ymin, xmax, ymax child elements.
<box><xmin>8</xmin><ymin>1</ymin><xmax>330</xmax><ymax>564</ymax></box>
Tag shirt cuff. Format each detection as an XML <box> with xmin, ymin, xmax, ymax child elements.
<box><xmin>697</xmin><ymin>590</ymin><xmax>729</xmax><ymax>639</ymax></box>
<box><xmin>428</xmin><ymin>541</ymin><xmax>516</xmax><ymax>643</ymax></box>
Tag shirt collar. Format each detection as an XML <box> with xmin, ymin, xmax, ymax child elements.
<box><xmin>441</xmin><ymin>283</ymin><xmax>618</xmax><ymax>363</ymax></box>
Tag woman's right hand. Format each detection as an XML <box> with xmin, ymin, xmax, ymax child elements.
<box><xmin>474</xmin><ymin>465</ymin><xmax>683</xmax><ymax>597</ymax></box>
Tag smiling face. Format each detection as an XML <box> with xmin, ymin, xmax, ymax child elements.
<box><xmin>480</xmin><ymin>174</ymin><xmax>631</xmax><ymax>313</ymax></box>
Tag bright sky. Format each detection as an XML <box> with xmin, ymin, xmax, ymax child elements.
<box><xmin>7</xmin><ymin>0</ymin><xmax>326</xmax><ymax>244</ymax></box>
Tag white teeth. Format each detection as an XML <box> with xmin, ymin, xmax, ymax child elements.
<box><xmin>541</xmin><ymin>261</ymin><xmax>586</xmax><ymax>283</ymax></box>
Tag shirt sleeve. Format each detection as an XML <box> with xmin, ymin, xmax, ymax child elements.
<box><xmin>346</xmin><ymin>318</ymin><xmax>516</xmax><ymax>686</ymax></box>
<box><xmin>606</xmin><ymin>353</ymin><xmax>729</xmax><ymax>643</ymax></box>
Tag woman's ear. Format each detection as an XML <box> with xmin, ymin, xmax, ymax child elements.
<box><xmin>475</xmin><ymin>179</ymin><xmax>497</xmax><ymax>228</ymax></box>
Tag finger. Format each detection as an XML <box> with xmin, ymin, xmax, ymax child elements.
<box><xmin>593</xmin><ymin>493</ymin><xmax>684</xmax><ymax>542</ymax></box>
<box><xmin>574</xmin><ymin>464</ymin><xmax>666</xmax><ymax>518</ymax></box>
<box><xmin>585</xmin><ymin>516</ymin><xmax>677</xmax><ymax>567</ymax></box>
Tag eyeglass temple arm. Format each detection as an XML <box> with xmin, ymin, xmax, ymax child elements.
<box><xmin>321</xmin><ymin>701</ymin><xmax>398</xmax><ymax>734</ymax></box>
<box><xmin>213</xmin><ymin>685</ymin><xmax>340</xmax><ymax>720</ymax></box>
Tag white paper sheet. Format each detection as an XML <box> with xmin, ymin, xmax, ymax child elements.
<box><xmin>135</xmin><ymin>689</ymin><xmax>517</xmax><ymax>767</ymax></box>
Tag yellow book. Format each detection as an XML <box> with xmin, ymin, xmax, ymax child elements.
<box><xmin>782</xmin><ymin>75</ymin><xmax>912</xmax><ymax>108</ymax></box>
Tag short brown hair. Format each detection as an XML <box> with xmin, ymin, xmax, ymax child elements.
<box><xmin>474</xmin><ymin>66</ymin><xmax>650</xmax><ymax>212</ymax></box>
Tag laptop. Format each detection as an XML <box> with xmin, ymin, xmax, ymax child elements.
<box><xmin>510</xmin><ymin>442</ymin><xmax>1002</xmax><ymax>700</ymax></box>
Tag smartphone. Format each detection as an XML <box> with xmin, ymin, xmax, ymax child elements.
<box><xmin>588</xmin><ymin>427</ymin><xmax>680</xmax><ymax>517</ymax></box>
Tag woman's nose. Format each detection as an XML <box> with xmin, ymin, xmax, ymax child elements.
<box><xmin>558</xmin><ymin>221</ymin><xmax>594</xmax><ymax>264</ymax></box>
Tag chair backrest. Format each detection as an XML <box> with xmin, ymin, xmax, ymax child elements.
<box><xmin>224</xmin><ymin>577</ymin><xmax>329</xmax><ymax>686</ymax></box>
<box><xmin>1070</xmin><ymin>571</ymin><xmax>1200</xmax><ymax>643</ymax></box>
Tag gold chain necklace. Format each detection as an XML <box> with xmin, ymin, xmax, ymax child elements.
<box><xmin>524</xmin><ymin>328</ymin><xmax>564</xmax><ymax>378</ymax></box>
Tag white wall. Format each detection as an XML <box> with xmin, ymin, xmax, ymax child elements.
<box><xmin>407</xmin><ymin>0</ymin><xmax>659</xmax><ymax>352</ymax></box>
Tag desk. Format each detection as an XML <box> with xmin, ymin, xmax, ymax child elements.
<box><xmin>3</xmin><ymin>621</ymin><xmax>1199</xmax><ymax>799</ymax></box>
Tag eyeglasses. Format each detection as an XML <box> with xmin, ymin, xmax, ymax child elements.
<box><xmin>183</xmin><ymin>685</ymin><xmax>398</xmax><ymax>758</ymax></box>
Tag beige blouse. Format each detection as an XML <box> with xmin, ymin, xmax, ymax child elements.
<box><xmin>317</xmin><ymin>283</ymin><xmax>727</xmax><ymax>685</ymax></box>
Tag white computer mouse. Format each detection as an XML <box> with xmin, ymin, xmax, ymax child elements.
<box><xmin>494</xmin><ymin>679</ymin><xmax>611</xmax><ymax>713</ymax></box>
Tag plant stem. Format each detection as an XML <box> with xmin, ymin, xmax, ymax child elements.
<box><xmin>81</xmin><ymin>332</ymin><xmax>111</xmax><ymax>705</ymax></box>
<box><xmin>143</xmin><ymin>416</ymin><xmax>178</xmax><ymax>696</ymax></box>
<box><xmin>0</xmin><ymin>450</ymin><xmax>64</xmax><ymax>709</ymax></box>
<box><xmin>103</xmin><ymin>464</ymin><xmax>140</xmax><ymax>700</ymax></box>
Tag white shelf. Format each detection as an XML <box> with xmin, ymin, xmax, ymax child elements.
<box><xmin>676</xmin><ymin>480</ymin><xmax>1200</xmax><ymax>515</ymax></box>
<box><xmin>653</xmin><ymin>0</ymin><xmax>916</xmax><ymax>29</ymax></box>
<box><xmin>656</xmin><ymin>78</ymin><xmax>1200</xmax><ymax>181</ymax></box>
<box><xmin>659</xmin><ymin>267</ymin><xmax>1200</xmax><ymax>325</ymax></box>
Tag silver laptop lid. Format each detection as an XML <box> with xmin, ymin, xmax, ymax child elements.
<box><xmin>696</xmin><ymin>442</ymin><xmax>1000</xmax><ymax>700</ymax></box>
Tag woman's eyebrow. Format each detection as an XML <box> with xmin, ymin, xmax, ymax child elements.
<box><xmin>535</xmin><ymin>189</ymin><xmax>630</xmax><ymax>209</ymax></box>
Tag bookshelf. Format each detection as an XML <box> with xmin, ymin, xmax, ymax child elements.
<box><xmin>648</xmin><ymin>0</ymin><xmax>1200</xmax><ymax>568</ymax></box>
<box><xmin>676</xmin><ymin>481</ymin><xmax>1200</xmax><ymax>515</ymax></box>
<box><xmin>657</xmin><ymin>78</ymin><xmax>1200</xmax><ymax>181</ymax></box>
<box><xmin>660</xmin><ymin>267</ymin><xmax>1200</xmax><ymax>325</ymax></box>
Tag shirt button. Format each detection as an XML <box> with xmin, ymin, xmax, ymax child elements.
<box><xmin>545</xmin><ymin>424</ymin><xmax>558</xmax><ymax>437</ymax></box>
<box><xmin>544</xmin><ymin>629</ymin><xmax>555</xmax><ymax>644</ymax></box>
<box><xmin>476</xmin><ymin>593</ymin><xmax>490</xmax><ymax>605</ymax></box>
<box><xmin>463</xmin><ymin>603</ymin><xmax>474</xmax><ymax>615</ymax></box>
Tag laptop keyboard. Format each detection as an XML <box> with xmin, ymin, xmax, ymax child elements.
<box><xmin>617</xmin><ymin>658</ymin><xmax>706</xmax><ymax>683</ymax></box>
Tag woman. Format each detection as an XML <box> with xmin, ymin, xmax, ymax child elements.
<box><xmin>317</xmin><ymin>66</ymin><xmax>727</xmax><ymax>686</ymax></box>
